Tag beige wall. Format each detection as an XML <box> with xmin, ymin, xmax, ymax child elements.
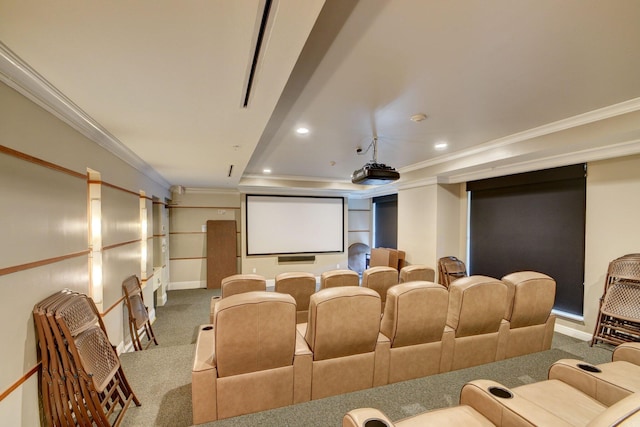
<box><xmin>168</xmin><ymin>191</ymin><xmax>350</xmax><ymax>286</ymax></box>
<box><xmin>397</xmin><ymin>183</ymin><xmax>467</xmax><ymax>275</ymax></box>
<box><xmin>168</xmin><ymin>190</ymin><xmax>241</xmax><ymax>289</ymax></box>
<box><xmin>0</xmin><ymin>82</ymin><xmax>169</xmax><ymax>426</ymax></box>
<box><xmin>558</xmin><ymin>154</ymin><xmax>640</xmax><ymax>337</ymax></box>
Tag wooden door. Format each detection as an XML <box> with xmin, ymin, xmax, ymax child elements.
<box><xmin>206</xmin><ymin>220</ymin><xmax>237</xmax><ymax>289</ymax></box>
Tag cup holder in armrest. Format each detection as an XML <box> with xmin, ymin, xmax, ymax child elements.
<box><xmin>364</xmin><ymin>420</ymin><xmax>390</xmax><ymax>427</ymax></box>
<box><xmin>488</xmin><ymin>386</ymin><xmax>514</xmax><ymax>399</ymax></box>
<box><xmin>577</xmin><ymin>363</ymin><xmax>602</xmax><ymax>373</ymax></box>
<box><xmin>202</xmin><ymin>326</ymin><xmax>213</xmax><ymax>331</ymax></box>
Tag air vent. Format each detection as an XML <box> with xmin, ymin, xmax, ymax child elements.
<box><xmin>242</xmin><ymin>0</ymin><xmax>273</xmax><ymax>108</ymax></box>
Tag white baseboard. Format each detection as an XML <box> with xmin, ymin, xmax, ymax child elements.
<box><xmin>554</xmin><ymin>323</ymin><xmax>593</xmax><ymax>341</ymax></box>
<box><xmin>169</xmin><ymin>280</ymin><xmax>205</xmax><ymax>291</ymax></box>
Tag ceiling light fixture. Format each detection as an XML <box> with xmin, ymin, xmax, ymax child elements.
<box><xmin>435</xmin><ymin>142</ymin><xmax>448</xmax><ymax>150</ymax></box>
<box><xmin>263</xmin><ymin>168</ymin><xmax>272</xmax><ymax>174</ymax></box>
<box><xmin>296</xmin><ymin>127</ymin><xmax>310</xmax><ymax>135</ymax></box>
<box><xmin>410</xmin><ymin>113</ymin><xmax>427</xmax><ymax>122</ymax></box>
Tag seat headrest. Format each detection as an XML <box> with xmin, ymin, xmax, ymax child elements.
<box><xmin>501</xmin><ymin>271</ymin><xmax>556</xmax><ymax>327</ymax></box>
<box><xmin>447</xmin><ymin>276</ymin><xmax>508</xmax><ymax>337</ymax></box>
<box><xmin>381</xmin><ymin>281</ymin><xmax>448</xmax><ymax>347</ymax></box>
<box><xmin>305</xmin><ymin>287</ymin><xmax>381</xmax><ymax>360</ymax></box>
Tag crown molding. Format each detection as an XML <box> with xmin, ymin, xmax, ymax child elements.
<box><xmin>445</xmin><ymin>138</ymin><xmax>640</xmax><ymax>184</ymax></box>
<box><xmin>401</xmin><ymin>97</ymin><xmax>640</xmax><ymax>175</ymax></box>
<box><xmin>0</xmin><ymin>42</ymin><xmax>170</xmax><ymax>189</ymax></box>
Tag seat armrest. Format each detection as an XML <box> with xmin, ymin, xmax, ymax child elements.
<box><xmin>373</xmin><ymin>332</ymin><xmax>391</xmax><ymax>387</ymax></box>
<box><xmin>293</xmin><ymin>329</ymin><xmax>312</xmax><ymax>404</ymax></box>
<box><xmin>193</xmin><ymin>325</ymin><xmax>216</xmax><ymax>372</ymax></box>
<box><xmin>295</xmin><ymin>329</ymin><xmax>312</xmax><ymax>356</ymax></box>
<box><xmin>460</xmin><ymin>379</ymin><xmax>571</xmax><ymax>427</ymax></box>
<box><xmin>343</xmin><ymin>408</ymin><xmax>394</xmax><ymax>427</ymax></box>
<box><xmin>612</xmin><ymin>342</ymin><xmax>640</xmax><ymax>365</ymax></box>
<box><xmin>549</xmin><ymin>359</ymin><xmax>635</xmax><ymax>406</ymax></box>
<box><xmin>209</xmin><ymin>296</ymin><xmax>221</xmax><ymax>324</ymax></box>
<box><xmin>587</xmin><ymin>393</ymin><xmax>640</xmax><ymax>427</ymax></box>
<box><xmin>192</xmin><ymin>325</ymin><xmax>218</xmax><ymax>424</ymax></box>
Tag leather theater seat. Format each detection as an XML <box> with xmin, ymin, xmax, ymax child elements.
<box><xmin>319</xmin><ymin>269</ymin><xmax>359</xmax><ymax>289</ymax></box>
<box><xmin>501</xmin><ymin>271</ymin><xmax>556</xmax><ymax>358</ymax></box>
<box><xmin>220</xmin><ymin>273</ymin><xmax>266</xmax><ymax>298</ymax></box>
<box><xmin>441</xmin><ymin>275</ymin><xmax>509</xmax><ymax>372</ymax></box>
<box><xmin>548</xmin><ymin>342</ymin><xmax>640</xmax><ymax>406</ymax></box>
<box><xmin>399</xmin><ymin>264</ymin><xmax>435</xmax><ymax>283</ymax></box>
<box><xmin>380</xmin><ymin>281</ymin><xmax>448</xmax><ymax>383</ymax></box>
<box><xmin>361</xmin><ymin>266</ymin><xmax>399</xmax><ymax>311</ymax></box>
<box><xmin>192</xmin><ymin>291</ymin><xmax>311</xmax><ymax>424</ymax></box>
<box><xmin>274</xmin><ymin>271</ymin><xmax>317</xmax><ymax>323</ymax></box>
<box><xmin>344</xmin><ymin>364</ymin><xmax>640</xmax><ymax>426</ymax></box>
<box><xmin>297</xmin><ymin>286</ymin><xmax>390</xmax><ymax>400</ymax></box>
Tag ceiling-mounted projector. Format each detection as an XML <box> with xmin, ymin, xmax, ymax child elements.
<box><xmin>351</xmin><ymin>137</ymin><xmax>400</xmax><ymax>185</ymax></box>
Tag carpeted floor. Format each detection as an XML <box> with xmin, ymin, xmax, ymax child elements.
<box><xmin>119</xmin><ymin>289</ymin><xmax>614</xmax><ymax>427</ymax></box>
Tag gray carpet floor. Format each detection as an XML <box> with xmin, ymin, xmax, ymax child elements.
<box><xmin>119</xmin><ymin>289</ymin><xmax>614</xmax><ymax>427</ymax></box>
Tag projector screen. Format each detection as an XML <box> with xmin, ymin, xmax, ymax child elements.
<box><xmin>246</xmin><ymin>195</ymin><xmax>344</xmax><ymax>255</ymax></box>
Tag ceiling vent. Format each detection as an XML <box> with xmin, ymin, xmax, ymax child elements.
<box><xmin>242</xmin><ymin>0</ymin><xmax>273</xmax><ymax>108</ymax></box>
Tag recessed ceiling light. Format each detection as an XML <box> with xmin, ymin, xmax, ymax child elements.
<box><xmin>434</xmin><ymin>142</ymin><xmax>448</xmax><ymax>150</ymax></box>
<box><xmin>296</xmin><ymin>127</ymin><xmax>310</xmax><ymax>135</ymax></box>
<box><xmin>263</xmin><ymin>169</ymin><xmax>272</xmax><ymax>174</ymax></box>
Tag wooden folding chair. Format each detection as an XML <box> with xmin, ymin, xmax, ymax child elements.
<box><xmin>437</xmin><ymin>256</ymin><xmax>467</xmax><ymax>288</ymax></box>
<box><xmin>122</xmin><ymin>275</ymin><xmax>158</xmax><ymax>351</ymax></box>
<box><xmin>592</xmin><ymin>254</ymin><xmax>640</xmax><ymax>346</ymax></box>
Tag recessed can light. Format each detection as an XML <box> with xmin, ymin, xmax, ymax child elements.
<box><xmin>263</xmin><ymin>169</ymin><xmax>272</xmax><ymax>174</ymax></box>
<box><xmin>296</xmin><ymin>127</ymin><xmax>310</xmax><ymax>135</ymax></box>
<box><xmin>435</xmin><ymin>142</ymin><xmax>448</xmax><ymax>150</ymax></box>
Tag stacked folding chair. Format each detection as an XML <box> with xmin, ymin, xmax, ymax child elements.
<box><xmin>122</xmin><ymin>275</ymin><xmax>158</xmax><ymax>351</ymax></box>
<box><xmin>592</xmin><ymin>253</ymin><xmax>640</xmax><ymax>346</ymax></box>
<box><xmin>34</xmin><ymin>290</ymin><xmax>139</xmax><ymax>426</ymax></box>
<box><xmin>437</xmin><ymin>256</ymin><xmax>468</xmax><ymax>288</ymax></box>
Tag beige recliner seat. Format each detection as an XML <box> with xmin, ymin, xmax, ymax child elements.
<box><xmin>441</xmin><ymin>275</ymin><xmax>509</xmax><ymax>372</ymax></box>
<box><xmin>380</xmin><ymin>281</ymin><xmax>448</xmax><ymax>383</ymax></box>
<box><xmin>361</xmin><ymin>266</ymin><xmax>399</xmax><ymax>311</ymax></box>
<box><xmin>344</xmin><ymin>385</ymin><xmax>640</xmax><ymax>427</ymax></box>
<box><xmin>548</xmin><ymin>342</ymin><xmax>640</xmax><ymax>406</ymax></box>
<box><xmin>220</xmin><ymin>273</ymin><xmax>266</xmax><ymax>298</ymax></box>
<box><xmin>274</xmin><ymin>271</ymin><xmax>316</xmax><ymax>323</ymax></box>
<box><xmin>297</xmin><ymin>286</ymin><xmax>390</xmax><ymax>400</ymax></box>
<box><xmin>319</xmin><ymin>269</ymin><xmax>359</xmax><ymax>289</ymax></box>
<box><xmin>344</xmin><ymin>359</ymin><xmax>640</xmax><ymax>426</ymax></box>
<box><xmin>192</xmin><ymin>291</ymin><xmax>311</xmax><ymax>424</ymax></box>
<box><xmin>399</xmin><ymin>264</ymin><xmax>435</xmax><ymax>283</ymax></box>
<box><xmin>501</xmin><ymin>271</ymin><xmax>556</xmax><ymax>358</ymax></box>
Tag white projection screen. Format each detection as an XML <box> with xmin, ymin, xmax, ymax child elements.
<box><xmin>246</xmin><ymin>195</ymin><xmax>344</xmax><ymax>255</ymax></box>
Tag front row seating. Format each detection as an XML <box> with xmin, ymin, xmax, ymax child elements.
<box><xmin>344</xmin><ymin>342</ymin><xmax>640</xmax><ymax>427</ymax></box>
<box><xmin>193</xmin><ymin>291</ymin><xmax>311</xmax><ymax>423</ymax></box>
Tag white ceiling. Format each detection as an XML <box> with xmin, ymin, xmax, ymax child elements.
<box><xmin>2</xmin><ymin>0</ymin><xmax>640</xmax><ymax>196</ymax></box>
